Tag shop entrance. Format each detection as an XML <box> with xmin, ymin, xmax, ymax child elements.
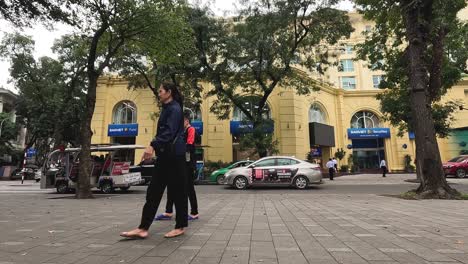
<box><xmin>352</xmin><ymin>138</ymin><xmax>385</xmax><ymax>172</ymax></box>
<box><xmin>308</xmin><ymin>122</ymin><xmax>335</xmax><ymax>168</ymax></box>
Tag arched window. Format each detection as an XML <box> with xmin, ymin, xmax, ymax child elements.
<box><xmin>184</xmin><ymin>106</ymin><xmax>202</xmax><ymax>121</ymax></box>
<box><xmin>308</xmin><ymin>104</ymin><xmax>327</xmax><ymax>124</ymax></box>
<box><xmin>233</xmin><ymin>96</ymin><xmax>271</xmax><ymax>121</ymax></box>
<box><xmin>113</xmin><ymin>101</ymin><xmax>137</xmax><ymax>124</ymax></box>
<box><xmin>350</xmin><ymin>111</ymin><xmax>380</xmax><ymax>128</ymax></box>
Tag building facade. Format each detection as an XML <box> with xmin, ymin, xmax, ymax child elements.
<box><xmin>0</xmin><ymin>87</ymin><xmax>27</xmax><ymax>170</ymax></box>
<box><xmin>90</xmin><ymin>12</ymin><xmax>468</xmax><ymax>172</ymax></box>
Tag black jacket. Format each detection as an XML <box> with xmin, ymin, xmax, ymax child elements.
<box><xmin>150</xmin><ymin>100</ymin><xmax>186</xmax><ymax>157</ymax></box>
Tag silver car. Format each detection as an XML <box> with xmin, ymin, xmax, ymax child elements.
<box><xmin>224</xmin><ymin>156</ymin><xmax>322</xmax><ymax>190</ymax></box>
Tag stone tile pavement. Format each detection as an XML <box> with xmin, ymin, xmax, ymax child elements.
<box><xmin>0</xmin><ymin>176</ymin><xmax>468</xmax><ymax>264</ymax></box>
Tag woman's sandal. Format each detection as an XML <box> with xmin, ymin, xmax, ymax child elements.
<box><xmin>188</xmin><ymin>214</ymin><xmax>199</xmax><ymax>220</ymax></box>
<box><xmin>164</xmin><ymin>229</ymin><xmax>184</xmax><ymax>238</ymax></box>
<box><xmin>120</xmin><ymin>230</ymin><xmax>148</xmax><ymax>239</ymax></box>
<box><xmin>154</xmin><ymin>214</ymin><xmax>173</xmax><ymax>221</ymax></box>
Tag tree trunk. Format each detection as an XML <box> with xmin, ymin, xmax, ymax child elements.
<box><xmin>257</xmin><ymin>146</ymin><xmax>268</xmax><ymax>158</ymax></box>
<box><xmin>18</xmin><ymin>135</ymin><xmax>36</xmax><ymax>168</ymax></box>
<box><xmin>403</xmin><ymin>3</ymin><xmax>459</xmax><ymax>199</ymax></box>
<box><xmin>76</xmin><ymin>74</ymin><xmax>98</xmax><ymax>199</ymax></box>
<box><xmin>52</xmin><ymin>124</ymin><xmax>64</xmax><ymax>149</ymax></box>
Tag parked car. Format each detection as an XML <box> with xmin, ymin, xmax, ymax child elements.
<box><xmin>209</xmin><ymin>160</ymin><xmax>254</xmax><ymax>184</ymax></box>
<box><xmin>129</xmin><ymin>160</ymin><xmax>155</xmax><ymax>185</ymax></box>
<box><xmin>224</xmin><ymin>156</ymin><xmax>322</xmax><ymax>190</ymax></box>
<box><xmin>443</xmin><ymin>155</ymin><xmax>468</xmax><ymax>178</ymax></box>
<box><xmin>34</xmin><ymin>169</ymin><xmax>42</xmax><ymax>182</ymax></box>
<box><xmin>10</xmin><ymin>165</ymin><xmax>38</xmax><ymax>181</ymax></box>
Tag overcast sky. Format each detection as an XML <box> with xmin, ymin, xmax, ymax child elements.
<box><xmin>0</xmin><ymin>0</ymin><xmax>354</xmax><ymax>91</ymax></box>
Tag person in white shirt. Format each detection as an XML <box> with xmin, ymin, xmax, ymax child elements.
<box><xmin>332</xmin><ymin>157</ymin><xmax>338</xmax><ymax>172</ymax></box>
<box><xmin>326</xmin><ymin>158</ymin><xmax>335</xmax><ymax>180</ymax></box>
<box><xmin>380</xmin><ymin>159</ymin><xmax>387</xmax><ymax>177</ymax></box>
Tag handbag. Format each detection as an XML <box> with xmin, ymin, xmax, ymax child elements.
<box><xmin>159</xmin><ymin>123</ymin><xmax>184</xmax><ymax>157</ymax></box>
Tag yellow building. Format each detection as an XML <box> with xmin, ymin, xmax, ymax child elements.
<box><xmin>90</xmin><ymin>12</ymin><xmax>468</xmax><ymax>172</ymax></box>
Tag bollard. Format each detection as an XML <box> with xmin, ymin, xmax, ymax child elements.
<box><xmin>21</xmin><ymin>151</ymin><xmax>27</xmax><ymax>184</ymax></box>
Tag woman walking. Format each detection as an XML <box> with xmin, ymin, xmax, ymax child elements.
<box><xmin>155</xmin><ymin>112</ymin><xmax>199</xmax><ymax>221</ymax></box>
<box><xmin>120</xmin><ymin>82</ymin><xmax>188</xmax><ymax>239</ymax></box>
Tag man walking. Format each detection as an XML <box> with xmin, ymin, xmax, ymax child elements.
<box><xmin>380</xmin><ymin>159</ymin><xmax>387</xmax><ymax>177</ymax></box>
<box><xmin>326</xmin><ymin>158</ymin><xmax>335</xmax><ymax>180</ymax></box>
<box><xmin>332</xmin><ymin>157</ymin><xmax>338</xmax><ymax>172</ymax></box>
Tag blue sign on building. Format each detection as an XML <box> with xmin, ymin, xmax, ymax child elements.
<box><xmin>310</xmin><ymin>147</ymin><xmax>321</xmax><ymax>157</ymax></box>
<box><xmin>347</xmin><ymin>128</ymin><xmax>391</xmax><ymax>139</ymax></box>
<box><xmin>108</xmin><ymin>124</ymin><xmax>138</xmax><ymax>137</ymax></box>
<box><xmin>26</xmin><ymin>148</ymin><xmax>36</xmax><ymax>157</ymax></box>
<box><xmin>191</xmin><ymin>121</ymin><xmax>203</xmax><ymax>135</ymax></box>
<box><xmin>409</xmin><ymin>132</ymin><xmax>415</xmax><ymax>139</ymax></box>
<box><xmin>230</xmin><ymin>121</ymin><xmax>274</xmax><ymax>135</ymax></box>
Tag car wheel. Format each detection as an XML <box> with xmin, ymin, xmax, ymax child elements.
<box><xmin>56</xmin><ymin>182</ymin><xmax>68</xmax><ymax>194</ymax></box>
<box><xmin>100</xmin><ymin>181</ymin><xmax>114</xmax><ymax>194</ymax></box>
<box><xmin>456</xmin><ymin>169</ymin><xmax>466</xmax><ymax>179</ymax></box>
<box><xmin>120</xmin><ymin>186</ymin><xmax>130</xmax><ymax>191</ymax></box>
<box><xmin>216</xmin><ymin>175</ymin><xmax>225</xmax><ymax>185</ymax></box>
<box><xmin>233</xmin><ymin>176</ymin><xmax>248</xmax><ymax>190</ymax></box>
<box><xmin>294</xmin><ymin>176</ymin><xmax>308</xmax><ymax>189</ymax></box>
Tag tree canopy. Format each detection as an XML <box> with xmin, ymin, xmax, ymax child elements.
<box><xmin>356</xmin><ymin>0</ymin><xmax>468</xmax><ymax>138</ymax></box>
<box><xmin>119</xmin><ymin>0</ymin><xmax>354</xmax><ymax>157</ymax></box>
<box><xmin>0</xmin><ymin>0</ymin><xmax>78</xmax><ymax>26</ymax></box>
<box><xmin>71</xmin><ymin>0</ymin><xmax>190</xmax><ymax>198</ymax></box>
<box><xmin>0</xmin><ymin>112</ymin><xmax>18</xmax><ymax>155</ymax></box>
<box><xmin>355</xmin><ymin>0</ymin><xmax>468</xmax><ymax>198</ymax></box>
<box><xmin>0</xmin><ymin>32</ymin><xmax>86</xmax><ymax>161</ymax></box>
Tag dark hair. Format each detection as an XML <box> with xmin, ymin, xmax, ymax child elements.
<box><xmin>160</xmin><ymin>82</ymin><xmax>183</xmax><ymax>109</ymax></box>
<box><xmin>183</xmin><ymin>111</ymin><xmax>191</xmax><ymax>121</ymax></box>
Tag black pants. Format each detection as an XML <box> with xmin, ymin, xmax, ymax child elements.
<box><xmin>329</xmin><ymin>168</ymin><xmax>334</xmax><ymax>180</ymax></box>
<box><xmin>165</xmin><ymin>163</ymin><xmax>198</xmax><ymax>215</ymax></box>
<box><xmin>381</xmin><ymin>166</ymin><xmax>387</xmax><ymax>177</ymax></box>
<box><xmin>138</xmin><ymin>156</ymin><xmax>187</xmax><ymax>230</ymax></box>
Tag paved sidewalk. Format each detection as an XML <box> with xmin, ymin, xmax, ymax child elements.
<box><xmin>0</xmin><ymin>180</ymin><xmax>49</xmax><ymax>193</ymax></box>
<box><xmin>0</xmin><ymin>179</ymin><xmax>468</xmax><ymax>264</ymax></box>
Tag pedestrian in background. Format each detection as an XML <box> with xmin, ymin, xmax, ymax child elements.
<box><xmin>332</xmin><ymin>157</ymin><xmax>338</xmax><ymax>172</ymax></box>
<box><xmin>380</xmin><ymin>159</ymin><xmax>387</xmax><ymax>177</ymax></box>
<box><xmin>326</xmin><ymin>158</ymin><xmax>335</xmax><ymax>180</ymax></box>
<box><xmin>120</xmin><ymin>82</ymin><xmax>188</xmax><ymax>239</ymax></box>
<box><xmin>155</xmin><ymin>112</ymin><xmax>199</xmax><ymax>221</ymax></box>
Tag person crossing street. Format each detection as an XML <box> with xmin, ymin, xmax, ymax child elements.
<box><xmin>326</xmin><ymin>158</ymin><xmax>335</xmax><ymax>180</ymax></box>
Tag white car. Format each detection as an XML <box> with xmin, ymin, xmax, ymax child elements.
<box><xmin>224</xmin><ymin>156</ymin><xmax>322</xmax><ymax>189</ymax></box>
<box><xmin>34</xmin><ymin>170</ymin><xmax>42</xmax><ymax>182</ymax></box>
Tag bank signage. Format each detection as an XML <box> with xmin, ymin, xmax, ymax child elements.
<box><xmin>191</xmin><ymin>121</ymin><xmax>203</xmax><ymax>135</ymax></box>
<box><xmin>310</xmin><ymin>147</ymin><xmax>321</xmax><ymax>157</ymax></box>
<box><xmin>230</xmin><ymin>121</ymin><xmax>274</xmax><ymax>135</ymax></box>
<box><xmin>347</xmin><ymin>128</ymin><xmax>390</xmax><ymax>139</ymax></box>
<box><xmin>108</xmin><ymin>124</ymin><xmax>138</xmax><ymax>137</ymax></box>
<box><xmin>26</xmin><ymin>148</ymin><xmax>37</xmax><ymax>157</ymax></box>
